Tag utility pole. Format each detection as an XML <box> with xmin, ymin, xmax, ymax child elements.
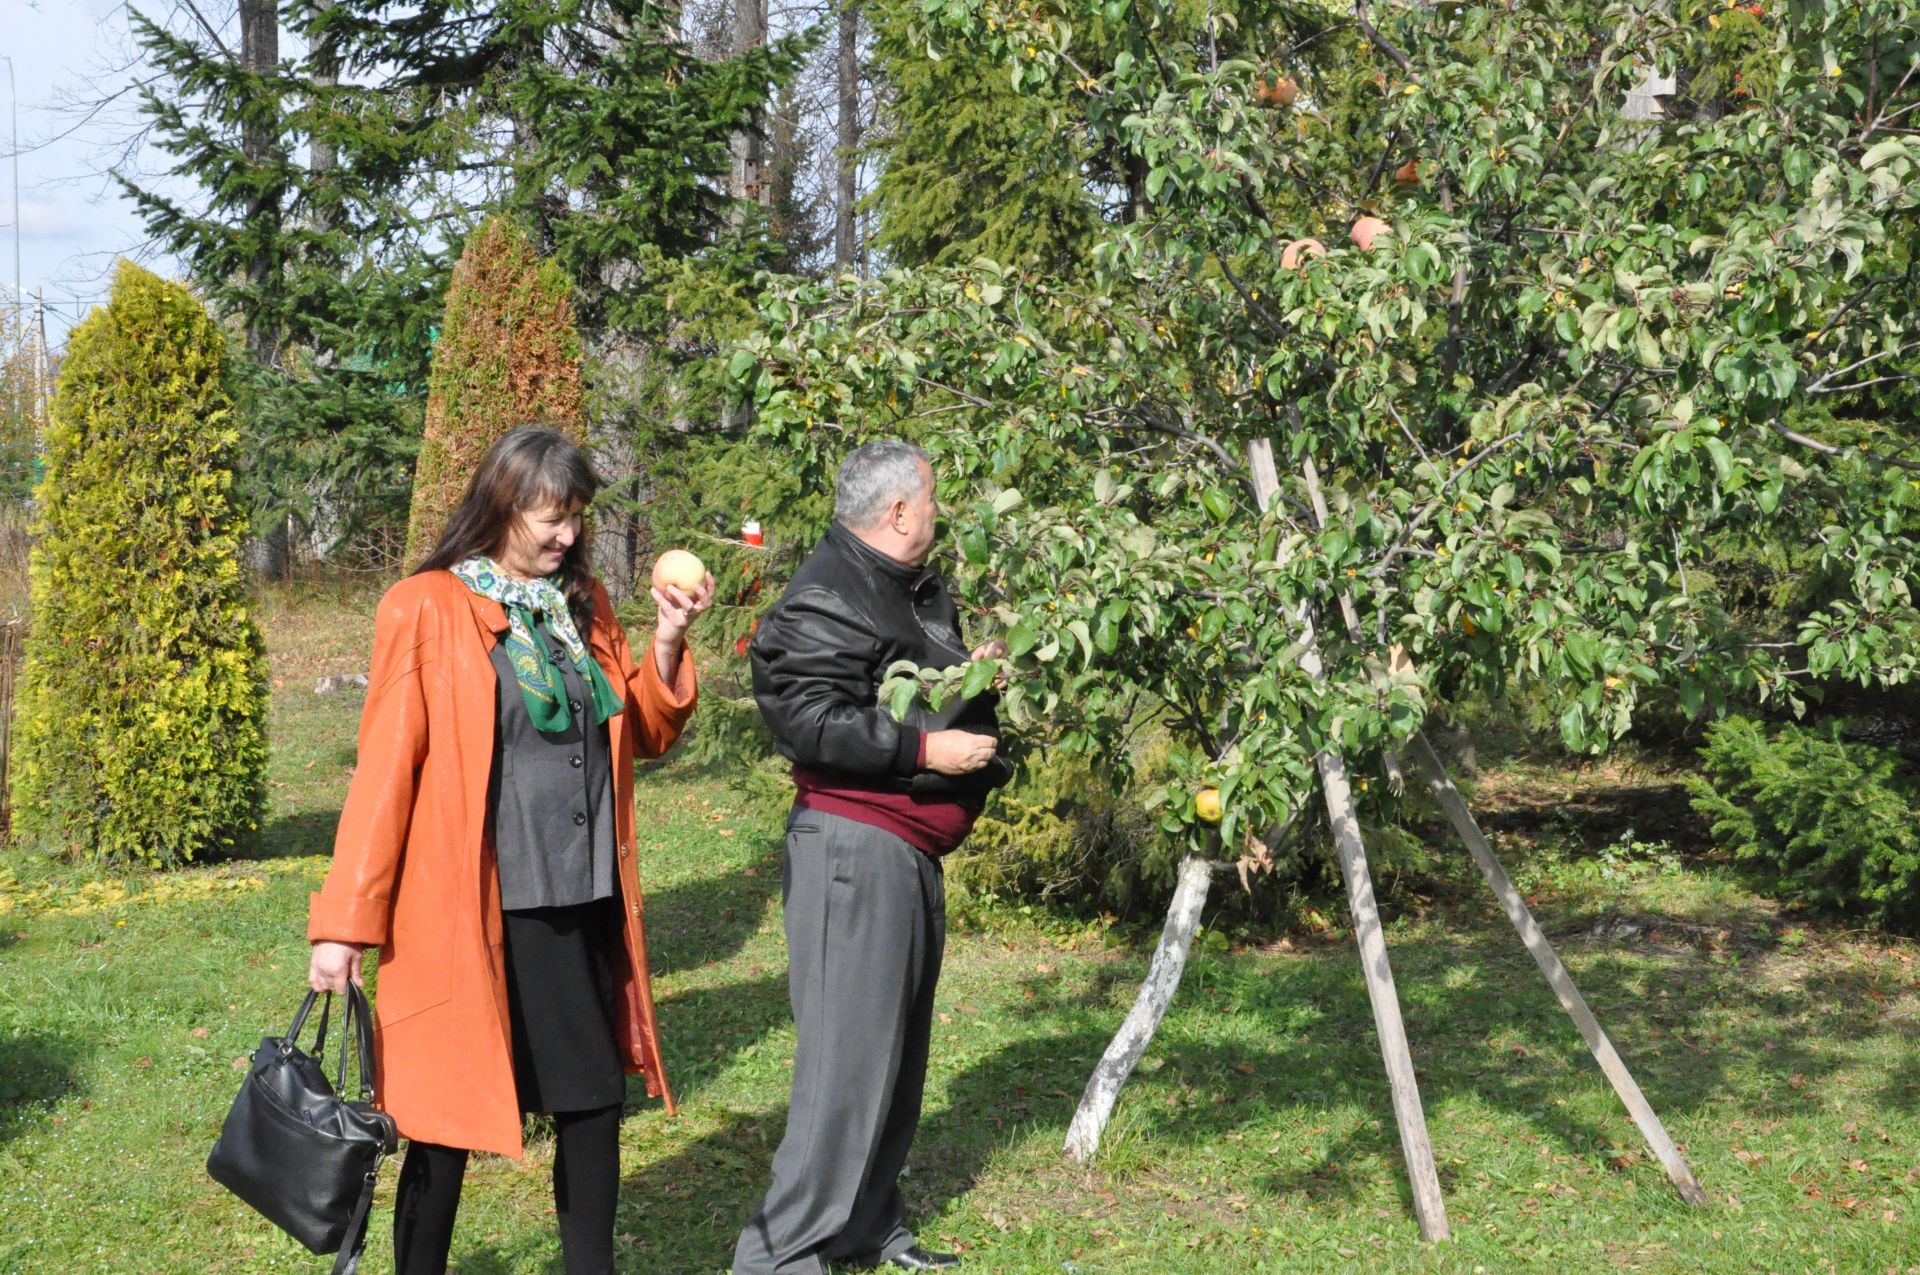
<box><xmin>3</xmin><ymin>55</ymin><xmax>20</xmax><ymax>306</ymax></box>
<box><xmin>32</xmin><ymin>287</ymin><xmax>48</xmax><ymax>471</ymax></box>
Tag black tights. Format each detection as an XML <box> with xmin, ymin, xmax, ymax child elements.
<box><xmin>392</xmin><ymin>1104</ymin><xmax>622</xmax><ymax>1275</ymax></box>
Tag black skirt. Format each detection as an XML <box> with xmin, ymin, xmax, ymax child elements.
<box><xmin>502</xmin><ymin>897</ymin><xmax>626</xmax><ymax>1114</ymax></box>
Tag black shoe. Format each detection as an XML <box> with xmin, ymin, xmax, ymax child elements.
<box><xmin>880</xmin><ymin>1247</ymin><xmax>961</xmax><ymax>1271</ymax></box>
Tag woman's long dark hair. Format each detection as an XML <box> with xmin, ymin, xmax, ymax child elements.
<box><xmin>414</xmin><ymin>427</ymin><xmax>600</xmax><ymax>622</ymax></box>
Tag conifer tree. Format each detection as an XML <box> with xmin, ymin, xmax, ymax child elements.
<box><xmin>120</xmin><ymin>3</ymin><xmax>439</xmax><ymax>555</ymax></box>
<box><xmin>10</xmin><ymin>264</ymin><xmax>268</xmax><ymax>865</ymax></box>
<box><xmin>405</xmin><ymin>216</ymin><xmax>586</xmax><ymax>563</ymax></box>
<box><xmin>866</xmin><ymin>0</ymin><xmax>1103</xmax><ymax>271</ymax></box>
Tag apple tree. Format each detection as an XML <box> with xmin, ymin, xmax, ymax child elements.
<box><xmin>732</xmin><ymin>0</ymin><xmax>1920</xmax><ymax>1232</ymax></box>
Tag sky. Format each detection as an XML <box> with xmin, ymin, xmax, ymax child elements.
<box><xmin>1</xmin><ymin>0</ymin><xmax>188</xmax><ymax>344</ymax></box>
<box><xmin>0</xmin><ymin>0</ymin><xmax>850</xmax><ymax>347</ymax></box>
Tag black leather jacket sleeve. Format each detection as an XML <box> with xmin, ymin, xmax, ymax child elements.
<box><xmin>751</xmin><ymin>586</ymin><xmax>922</xmax><ymax>777</ymax></box>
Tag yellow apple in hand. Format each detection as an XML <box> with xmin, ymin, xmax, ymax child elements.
<box><xmin>652</xmin><ymin>549</ymin><xmax>707</xmax><ymax>594</ymax></box>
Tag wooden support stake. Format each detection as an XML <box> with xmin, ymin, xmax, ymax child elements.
<box><xmin>1313</xmin><ymin>740</ymin><xmax>1453</xmax><ymax>1239</ymax></box>
<box><xmin>1405</xmin><ymin>732</ymin><xmax>1710</xmax><ymax>1206</ymax></box>
<box><xmin>1252</xmin><ymin>439</ymin><xmax>1452</xmax><ymax>1241</ymax></box>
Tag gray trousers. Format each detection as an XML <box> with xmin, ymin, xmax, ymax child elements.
<box><xmin>732</xmin><ymin>808</ymin><xmax>947</xmax><ymax>1275</ymax></box>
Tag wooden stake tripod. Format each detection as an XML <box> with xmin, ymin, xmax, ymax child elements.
<box><xmin>1064</xmin><ymin>440</ymin><xmax>1707</xmax><ymax>1241</ymax></box>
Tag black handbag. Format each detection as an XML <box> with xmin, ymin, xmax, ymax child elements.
<box><xmin>207</xmin><ymin>984</ymin><xmax>399</xmax><ymax>1275</ymax></box>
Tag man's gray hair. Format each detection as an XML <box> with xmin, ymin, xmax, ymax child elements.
<box><xmin>834</xmin><ymin>440</ymin><xmax>932</xmax><ymax>530</ymax></box>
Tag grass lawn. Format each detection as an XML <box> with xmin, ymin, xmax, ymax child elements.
<box><xmin>2</xmin><ymin>582</ymin><xmax>1918</xmax><ymax>1273</ymax></box>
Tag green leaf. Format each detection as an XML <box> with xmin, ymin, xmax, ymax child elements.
<box><xmin>962</xmin><ymin>527</ymin><xmax>990</xmax><ymax>565</ymax></box>
<box><xmin>1703</xmin><ymin>437</ymin><xmax>1734</xmax><ymax>483</ymax></box>
<box><xmin>888</xmin><ymin>679</ymin><xmax>918</xmax><ymax>720</ymax></box>
<box><xmin>1862</xmin><ymin>139</ymin><xmax>1908</xmax><ymax>170</ymax></box>
<box><xmin>961</xmin><ymin>659</ymin><xmax>998</xmax><ymax>699</ymax></box>
<box><xmin>1066</xmin><ymin>618</ymin><xmax>1094</xmax><ymax>664</ymax></box>
<box><xmin>1634</xmin><ymin>321</ymin><xmax>1662</xmax><ymax>368</ymax></box>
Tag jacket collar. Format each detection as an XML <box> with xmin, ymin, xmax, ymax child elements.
<box><xmin>428</xmin><ymin>568</ymin><xmax>511</xmax><ymax>636</ymax></box>
<box><xmin>453</xmin><ymin>571</ymin><xmax>617</xmax><ymax>660</ymax></box>
<box><xmin>463</xmin><ymin>590</ymin><xmax>512</xmax><ymax>634</ymax></box>
<box><xmin>827</xmin><ymin>521</ymin><xmax>937</xmax><ymax>594</ymax></box>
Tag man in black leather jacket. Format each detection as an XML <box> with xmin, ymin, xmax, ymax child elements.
<box><xmin>732</xmin><ymin>440</ymin><xmax>1011</xmax><ymax>1275</ymax></box>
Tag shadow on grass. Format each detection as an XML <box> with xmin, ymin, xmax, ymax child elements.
<box><xmin>231</xmin><ymin>809</ymin><xmax>342</xmax><ymax>861</ymax></box>
<box><xmin>651</xmin><ymin>974</ymin><xmax>792</xmax><ymax>1102</ymax></box>
<box><xmin>608</xmin><ymin>1109</ymin><xmax>784</xmax><ymax>1273</ymax></box>
<box><xmin>641</xmin><ymin>843</ymin><xmax>783</xmax><ymax>977</ymax></box>
<box><xmin>918</xmin><ymin>915</ymin><xmax>1908</xmax><ymax>1218</ymax></box>
<box><xmin>0</xmin><ymin>1029</ymin><xmax>87</xmax><ymax>1144</ymax></box>
<box><xmin>448</xmin><ymin>889</ymin><xmax>1919</xmax><ymax>1270</ymax></box>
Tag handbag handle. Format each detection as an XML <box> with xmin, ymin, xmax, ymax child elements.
<box><xmin>282</xmin><ymin>985</ymin><xmax>379</xmax><ymax>1102</ymax></box>
<box><xmin>283</xmin><ymin>989</ymin><xmax>330</xmax><ymax>1056</ymax></box>
<box><xmin>337</xmin><ymin>982</ymin><xmax>378</xmax><ymax>1102</ymax></box>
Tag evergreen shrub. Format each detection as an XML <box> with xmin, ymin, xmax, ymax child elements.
<box><xmin>9</xmin><ymin>262</ymin><xmax>267</xmax><ymax>864</ymax></box>
<box><xmin>404</xmin><ymin>215</ymin><xmax>584</xmax><ymax>563</ymax></box>
<box><xmin>1688</xmin><ymin>716</ymin><xmax>1920</xmax><ymax>930</ymax></box>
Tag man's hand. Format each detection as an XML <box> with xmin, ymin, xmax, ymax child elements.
<box><xmin>309</xmin><ymin>940</ymin><xmax>366</xmax><ymax>994</ymax></box>
<box><xmin>924</xmin><ymin>729</ymin><xmax>998</xmax><ymax>775</ymax></box>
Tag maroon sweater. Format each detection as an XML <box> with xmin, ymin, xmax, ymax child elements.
<box><xmin>792</xmin><ymin>737</ymin><xmax>982</xmax><ymax>856</ymax></box>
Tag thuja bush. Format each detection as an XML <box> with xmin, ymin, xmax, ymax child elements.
<box><xmin>9</xmin><ymin>262</ymin><xmax>267</xmax><ymax>864</ymax></box>
<box><xmin>1689</xmin><ymin>716</ymin><xmax>1920</xmax><ymax>931</ymax></box>
<box><xmin>404</xmin><ymin>215</ymin><xmax>585</xmax><ymax>563</ymax></box>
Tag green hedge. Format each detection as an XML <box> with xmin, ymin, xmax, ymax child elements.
<box><xmin>8</xmin><ymin>262</ymin><xmax>267</xmax><ymax>864</ymax></box>
<box><xmin>1688</xmin><ymin>716</ymin><xmax>1920</xmax><ymax>931</ymax></box>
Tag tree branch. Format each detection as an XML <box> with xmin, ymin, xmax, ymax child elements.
<box><xmin>1352</xmin><ymin>0</ymin><xmax>1412</xmax><ymax>73</ymax></box>
<box><xmin>1768</xmin><ymin>414</ymin><xmax>1920</xmax><ymax>472</ymax></box>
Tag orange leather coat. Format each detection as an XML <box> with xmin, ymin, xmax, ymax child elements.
<box><xmin>308</xmin><ymin>569</ymin><xmax>695</xmax><ymax>1158</ymax></box>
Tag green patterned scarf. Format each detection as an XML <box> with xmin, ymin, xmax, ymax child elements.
<box><xmin>451</xmin><ymin>557</ymin><xmax>625</xmax><ymax>734</ymax></box>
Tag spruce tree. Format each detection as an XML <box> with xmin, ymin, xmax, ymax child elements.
<box><xmin>120</xmin><ymin>4</ymin><xmax>439</xmax><ymax>555</ymax></box>
<box><xmin>120</xmin><ymin>2</ymin><xmax>801</xmax><ymax>558</ymax></box>
<box><xmin>868</xmin><ymin>0</ymin><xmax>1102</xmax><ymax>272</ymax></box>
<box><xmin>10</xmin><ymin>263</ymin><xmax>268</xmax><ymax>865</ymax></box>
<box><xmin>405</xmin><ymin>216</ymin><xmax>586</xmax><ymax>562</ymax></box>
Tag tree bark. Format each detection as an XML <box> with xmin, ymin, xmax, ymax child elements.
<box><xmin>307</xmin><ymin>0</ymin><xmax>337</xmax><ymax>207</ymax></box>
<box><xmin>833</xmin><ymin>1</ymin><xmax>861</xmax><ymax>269</ymax></box>
<box><xmin>1064</xmin><ymin>852</ymin><xmax>1213</xmax><ymax>1162</ymax></box>
<box><xmin>239</xmin><ymin>0</ymin><xmax>281</xmax><ymax>364</ymax></box>
<box><xmin>1124</xmin><ymin>150</ymin><xmax>1149</xmax><ymax>223</ymax></box>
<box><xmin>730</xmin><ymin>0</ymin><xmax>769</xmax><ymax>217</ymax></box>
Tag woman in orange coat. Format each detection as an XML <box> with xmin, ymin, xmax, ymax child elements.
<box><xmin>307</xmin><ymin>427</ymin><xmax>713</xmax><ymax>1274</ymax></box>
